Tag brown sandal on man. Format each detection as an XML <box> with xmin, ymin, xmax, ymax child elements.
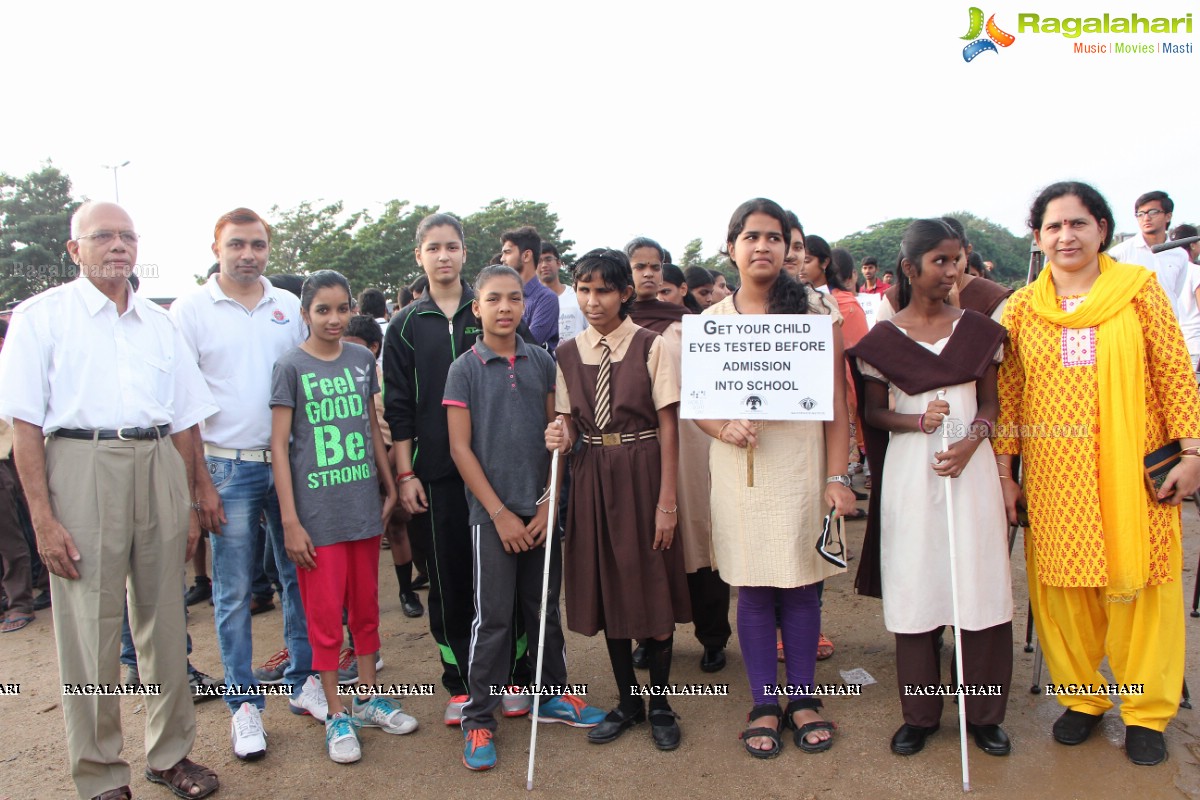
<box><xmin>92</xmin><ymin>786</ymin><xmax>132</xmax><ymax>800</ymax></box>
<box><xmin>145</xmin><ymin>757</ymin><xmax>219</xmax><ymax>799</ymax></box>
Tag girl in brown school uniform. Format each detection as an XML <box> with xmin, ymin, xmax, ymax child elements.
<box><xmin>545</xmin><ymin>248</ymin><xmax>692</xmax><ymax>751</ymax></box>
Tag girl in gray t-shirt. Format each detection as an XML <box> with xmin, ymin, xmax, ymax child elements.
<box><xmin>269</xmin><ymin>270</ymin><xmax>413</xmax><ymax>765</ymax></box>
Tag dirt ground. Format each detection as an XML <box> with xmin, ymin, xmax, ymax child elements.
<box><xmin>3</xmin><ymin>482</ymin><xmax>1200</xmax><ymax>800</ymax></box>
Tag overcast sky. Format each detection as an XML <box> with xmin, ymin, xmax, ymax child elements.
<box><xmin>7</xmin><ymin>0</ymin><xmax>1198</xmax><ymax>297</ymax></box>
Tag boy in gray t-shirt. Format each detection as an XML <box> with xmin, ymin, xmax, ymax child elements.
<box><xmin>443</xmin><ymin>266</ymin><xmax>603</xmax><ymax>771</ymax></box>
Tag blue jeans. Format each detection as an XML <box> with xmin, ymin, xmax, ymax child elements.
<box><xmin>207</xmin><ymin>457</ymin><xmax>312</xmax><ymax>712</ymax></box>
<box><xmin>121</xmin><ymin>597</ymin><xmax>197</xmax><ymax>676</ymax></box>
<box><xmin>250</xmin><ymin>519</ymin><xmax>276</xmax><ymax>601</ymax></box>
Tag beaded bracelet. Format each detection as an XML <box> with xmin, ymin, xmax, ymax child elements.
<box><xmin>656</xmin><ymin>504</ymin><xmax>678</xmax><ymax>514</ymax></box>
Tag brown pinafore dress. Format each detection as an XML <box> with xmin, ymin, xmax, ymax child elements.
<box><xmin>557</xmin><ymin>325</ymin><xmax>692</xmax><ymax>639</ymax></box>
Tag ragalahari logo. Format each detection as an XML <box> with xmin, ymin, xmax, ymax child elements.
<box><xmin>961</xmin><ymin>7</ymin><xmax>1016</xmax><ymax>61</ymax></box>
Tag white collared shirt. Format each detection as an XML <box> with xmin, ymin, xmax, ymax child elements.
<box><xmin>1109</xmin><ymin>233</ymin><xmax>1190</xmax><ymax>319</ymax></box>
<box><xmin>170</xmin><ymin>275</ymin><xmax>304</xmax><ymax>449</ymax></box>
<box><xmin>0</xmin><ymin>278</ymin><xmax>217</xmax><ymax>433</ymax></box>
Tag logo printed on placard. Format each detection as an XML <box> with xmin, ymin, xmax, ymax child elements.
<box><xmin>800</xmin><ymin>397</ymin><xmax>817</xmax><ymax>411</ymax></box>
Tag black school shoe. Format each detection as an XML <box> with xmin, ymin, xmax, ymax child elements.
<box><xmin>699</xmin><ymin>646</ymin><xmax>726</xmax><ymax>673</ymax></box>
<box><xmin>631</xmin><ymin>642</ymin><xmax>648</xmax><ymax>669</ymax></box>
<box><xmin>891</xmin><ymin>723</ymin><xmax>939</xmax><ymax>755</ymax></box>
<box><xmin>1052</xmin><ymin>709</ymin><xmax>1104</xmax><ymax>745</ymax></box>
<box><xmin>967</xmin><ymin>723</ymin><xmax>1011</xmax><ymax>756</ymax></box>
<box><xmin>1125</xmin><ymin>726</ymin><xmax>1167</xmax><ymax>766</ymax></box>
<box><xmin>587</xmin><ymin>705</ymin><xmax>645</xmax><ymax>744</ymax></box>
<box><xmin>400</xmin><ymin>591</ymin><xmax>424</xmax><ymax>618</ymax></box>
<box><xmin>649</xmin><ymin>709</ymin><xmax>681</xmax><ymax>751</ymax></box>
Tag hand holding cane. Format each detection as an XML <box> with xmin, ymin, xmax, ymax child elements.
<box><xmin>527</xmin><ymin>423</ymin><xmax>562</xmax><ymax>791</ymax></box>
<box><xmin>936</xmin><ymin>390</ymin><xmax>971</xmax><ymax>792</ymax></box>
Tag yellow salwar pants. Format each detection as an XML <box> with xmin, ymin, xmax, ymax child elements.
<box><xmin>1027</xmin><ymin>541</ymin><xmax>1184</xmax><ymax>731</ymax></box>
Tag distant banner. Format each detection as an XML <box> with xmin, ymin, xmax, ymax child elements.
<box><xmin>680</xmin><ymin>315</ymin><xmax>833</xmax><ymax>421</ymax></box>
<box><xmin>857</xmin><ymin>293</ymin><xmax>881</xmax><ymax>328</ymax></box>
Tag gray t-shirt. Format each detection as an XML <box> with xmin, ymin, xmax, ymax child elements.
<box><xmin>442</xmin><ymin>337</ymin><xmax>555</xmax><ymax>526</ymax></box>
<box><xmin>271</xmin><ymin>343</ymin><xmax>382</xmax><ymax>547</ymax></box>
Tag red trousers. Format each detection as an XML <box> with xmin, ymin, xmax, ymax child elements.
<box><xmin>297</xmin><ymin>535</ymin><xmax>382</xmax><ymax>671</ymax></box>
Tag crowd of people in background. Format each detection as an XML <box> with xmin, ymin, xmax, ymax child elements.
<box><xmin>1</xmin><ymin>181</ymin><xmax>1199</xmax><ymax>799</ymax></box>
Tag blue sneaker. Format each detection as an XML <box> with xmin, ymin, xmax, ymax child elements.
<box><xmin>462</xmin><ymin>728</ymin><xmax>496</xmax><ymax>771</ymax></box>
<box><xmin>537</xmin><ymin>694</ymin><xmax>606</xmax><ymax>728</ymax></box>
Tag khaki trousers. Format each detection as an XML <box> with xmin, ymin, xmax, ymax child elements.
<box><xmin>46</xmin><ymin>435</ymin><xmax>195</xmax><ymax>799</ymax></box>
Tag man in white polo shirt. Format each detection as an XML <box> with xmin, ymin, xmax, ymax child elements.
<box><xmin>1109</xmin><ymin>190</ymin><xmax>1190</xmax><ymax>319</ymax></box>
<box><xmin>171</xmin><ymin>208</ymin><xmax>326</xmax><ymax>761</ymax></box>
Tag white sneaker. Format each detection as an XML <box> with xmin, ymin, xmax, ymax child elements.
<box><xmin>325</xmin><ymin>711</ymin><xmax>362</xmax><ymax>764</ymax></box>
<box><xmin>353</xmin><ymin>696</ymin><xmax>418</xmax><ymax>735</ymax></box>
<box><xmin>289</xmin><ymin>674</ymin><xmax>329</xmax><ymax>720</ymax></box>
<box><xmin>231</xmin><ymin>702</ymin><xmax>267</xmax><ymax>760</ymax></box>
<box><xmin>501</xmin><ymin>686</ymin><xmax>532</xmax><ymax>717</ymax></box>
<box><xmin>444</xmin><ymin>694</ymin><xmax>469</xmax><ymax>726</ymax></box>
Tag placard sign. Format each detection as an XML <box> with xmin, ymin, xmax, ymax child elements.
<box><xmin>857</xmin><ymin>293</ymin><xmax>881</xmax><ymax>329</ymax></box>
<box><xmin>680</xmin><ymin>314</ymin><xmax>834</xmax><ymax>421</ymax></box>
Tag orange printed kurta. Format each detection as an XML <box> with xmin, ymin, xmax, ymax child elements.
<box><xmin>995</xmin><ymin>278</ymin><xmax>1200</xmax><ymax>588</ymax></box>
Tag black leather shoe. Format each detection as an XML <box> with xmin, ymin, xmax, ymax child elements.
<box><xmin>1125</xmin><ymin>725</ymin><xmax>1167</xmax><ymax>766</ymax></box>
<box><xmin>967</xmin><ymin>723</ymin><xmax>1011</xmax><ymax>756</ymax></box>
<box><xmin>649</xmin><ymin>709</ymin><xmax>681</xmax><ymax>751</ymax></box>
<box><xmin>700</xmin><ymin>646</ymin><xmax>726</xmax><ymax>673</ymax></box>
<box><xmin>184</xmin><ymin>577</ymin><xmax>212</xmax><ymax>606</ymax></box>
<box><xmin>891</xmin><ymin>723</ymin><xmax>939</xmax><ymax>755</ymax></box>
<box><xmin>588</xmin><ymin>706</ymin><xmax>645</xmax><ymax>744</ymax></box>
<box><xmin>400</xmin><ymin>591</ymin><xmax>424</xmax><ymax>618</ymax></box>
<box><xmin>1052</xmin><ymin>709</ymin><xmax>1103</xmax><ymax>745</ymax></box>
<box><xmin>631</xmin><ymin>642</ymin><xmax>649</xmax><ymax>669</ymax></box>
<box><xmin>411</xmin><ymin>573</ymin><xmax>429</xmax><ymax>591</ymax></box>
<box><xmin>33</xmin><ymin>591</ymin><xmax>52</xmax><ymax>611</ymax></box>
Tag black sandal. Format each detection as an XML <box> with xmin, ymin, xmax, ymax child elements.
<box><xmin>786</xmin><ymin>698</ymin><xmax>835</xmax><ymax>753</ymax></box>
<box><xmin>739</xmin><ymin>704</ymin><xmax>784</xmax><ymax>759</ymax></box>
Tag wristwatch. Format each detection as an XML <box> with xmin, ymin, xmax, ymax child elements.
<box><xmin>825</xmin><ymin>474</ymin><xmax>852</xmax><ymax>488</ymax></box>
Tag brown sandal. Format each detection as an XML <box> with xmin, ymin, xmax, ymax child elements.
<box><xmin>145</xmin><ymin>757</ymin><xmax>219</xmax><ymax>799</ymax></box>
<box><xmin>92</xmin><ymin>787</ymin><xmax>132</xmax><ymax>800</ymax></box>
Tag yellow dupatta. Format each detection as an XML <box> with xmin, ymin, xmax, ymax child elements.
<box><xmin>1029</xmin><ymin>254</ymin><xmax>1153</xmax><ymax>601</ymax></box>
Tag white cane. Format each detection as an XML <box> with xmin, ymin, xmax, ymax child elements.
<box><xmin>936</xmin><ymin>390</ymin><xmax>971</xmax><ymax>792</ymax></box>
<box><xmin>526</xmin><ymin>440</ymin><xmax>561</xmax><ymax>791</ymax></box>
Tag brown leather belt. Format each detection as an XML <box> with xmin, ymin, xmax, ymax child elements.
<box><xmin>581</xmin><ymin>429</ymin><xmax>658</xmax><ymax>447</ymax></box>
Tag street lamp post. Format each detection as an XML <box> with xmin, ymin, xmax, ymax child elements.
<box><xmin>102</xmin><ymin>160</ymin><xmax>131</xmax><ymax>202</ymax></box>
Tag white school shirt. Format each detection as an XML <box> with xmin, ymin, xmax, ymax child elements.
<box><xmin>170</xmin><ymin>275</ymin><xmax>304</xmax><ymax>449</ymax></box>
<box><xmin>0</xmin><ymin>278</ymin><xmax>217</xmax><ymax>433</ymax></box>
<box><xmin>1109</xmin><ymin>233</ymin><xmax>1189</xmax><ymax>319</ymax></box>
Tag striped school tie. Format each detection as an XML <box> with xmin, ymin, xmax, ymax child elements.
<box><xmin>595</xmin><ymin>337</ymin><xmax>612</xmax><ymax>431</ymax></box>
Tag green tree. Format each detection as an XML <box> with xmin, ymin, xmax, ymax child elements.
<box><xmin>680</xmin><ymin>237</ymin><xmax>729</xmax><ymax>276</ymax></box>
<box><xmin>946</xmin><ymin>211</ymin><xmax>1034</xmax><ymax>285</ymax></box>
<box><xmin>1</xmin><ymin>161</ymin><xmax>82</xmax><ymax>306</ymax></box>
<box><xmin>264</xmin><ymin>200</ymin><xmax>358</xmax><ymax>277</ymax></box>
<box><xmin>324</xmin><ymin>201</ymin><xmax>441</xmax><ymax>298</ymax></box>
<box><xmin>461</xmin><ymin>199</ymin><xmax>574</xmax><ymax>284</ymax></box>
<box><xmin>834</xmin><ymin>214</ymin><xmax>1032</xmax><ymax>286</ymax></box>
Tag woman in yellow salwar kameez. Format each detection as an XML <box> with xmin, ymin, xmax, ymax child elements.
<box><xmin>996</xmin><ymin>181</ymin><xmax>1200</xmax><ymax>767</ymax></box>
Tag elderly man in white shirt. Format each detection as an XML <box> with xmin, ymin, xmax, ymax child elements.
<box><xmin>1108</xmin><ymin>190</ymin><xmax>1191</xmax><ymax>319</ymax></box>
<box><xmin>0</xmin><ymin>202</ymin><xmax>220</xmax><ymax>800</ymax></box>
